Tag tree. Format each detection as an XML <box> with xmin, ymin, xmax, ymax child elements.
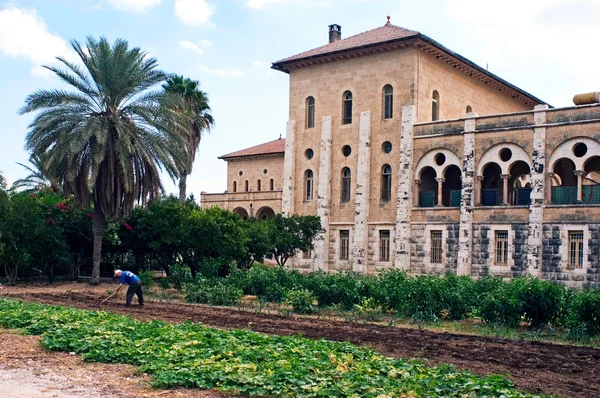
<box><xmin>12</xmin><ymin>153</ymin><xmax>61</xmax><ymax>193</ymax></box>
<box><xmin>163</xmin><ymin>75</ymin><xmax>214</xmax><ymax>203</ymax></box>
<box><xmin>265</xmin><ymin>214</ymin><xmax>324</xmax><ymax>266</ymax></box>
<box><xmin>237</xmin><ymin>218</ymin><xmax>271</xmax><ymax>269</ymax></box>
<box><xmin>0</xmin><ymin>172</ymin><xmax>6</xmax><ymax>190</ymax></box>
<box><xmin>20</xmin><ymin>37</ymin><xmax>186</xmax><ymax>284</ymax></box>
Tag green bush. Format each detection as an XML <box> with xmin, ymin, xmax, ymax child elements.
<box><xmin>169</xmin><ymin>264</ymin><xmax>193</xmax><ymax>290</ymax></box>
<box><xmin>184</xmin><ymin>280</ymin><xmax>243</xmax><ymax>306</ymax></box>
<box><xmin>244</xmin><ymin>265</ymin><xmax>305</xmax><ymax>302</ymax></box>
<box><xmin>565</xmin><ymin>288</ymin><xmax>600</xmax><ymax>336</ymax></box>
<box><xmin>285</xmin><ymin>289</ymin><xmax>317</xmax><ymax>314</ymax></box>
<box><xmin>306</xmin><ymin>271</ymin><xmax>362</xmax><ymax>310</ymax></box>
<box><xmin>137</xmin><ymin>269</ymin><xmax>155</xmax><ymax>290</ymax></box>
<box><xmin>158</xmin><ymin>276</ymin><xmax>170</xmax><ymax>290</ymax></box>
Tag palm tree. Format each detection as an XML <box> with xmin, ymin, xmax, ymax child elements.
<box><xmin>163</xmin><ymin>75</ymin><xmax>214</xmax><ymax>203</ymax></box>
<box><xmin>20</xmin><ymin>37</ymin><xmax>186</xmax><ymax>285</ymax></box>
<box><xmin>12</xmin><ymin>153</ymin><xmax>61</xmax><ymax>193</ymax></box>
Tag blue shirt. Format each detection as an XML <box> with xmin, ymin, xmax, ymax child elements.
<box><xmin>120</xmin><ymin>271</ymin><xmax>141</xmax><ymax>285</ymax></box>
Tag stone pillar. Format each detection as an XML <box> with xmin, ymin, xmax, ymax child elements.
<box><xmin>474</xmin><ymin>176</ymin><xmax>483</xmax><ymax>206</ymax></box>
<box><xmin>281</xmin><ymin>121</ymin><xmax>296</xmax><ymax>216</ymax></box>
<box><xmin>314</xmin><ymin>116</ymin><xmax>333</xmax><ymax>271</ymax></box>
<box><xmin>527</xmin><ymin>104</ymin><xmax>548</xmax><ymax>277</ymax></box>
<box><xmin>435</xmin><ymin>178</ymin><xmax>445</xmax><ymax>206</ymax></box>
<box><xmin>501</xmin><ymin>174</ymin><xmax>510</xmax><ymax>205</ymax></box>
<box><xmin>545</xmin><ymin>172</ymin><xmax>554</xmax><ymax>204</ymax></box>
<box><xmin>575</xmin><ymin>170</ymin><xmax>585</xmax><ymax>203</ymax></box>
<box><xmin>457</xmin><ymin>114</ymin><xmax>476</xmax><ymax>276</ymax></box>
<box><xmin>413</xmin><ymin>180</ymin><xmax>421</xmax><ymax>207</ymax></box>
<box><xmin>353</xmin><ymin>111</ymin><xmax>372</xmax><ymax>273</ymax></box>
<box><xmin>395</xmin><ymin>105</ymin><xmax>415</xmax><ymax>271</ymax></box>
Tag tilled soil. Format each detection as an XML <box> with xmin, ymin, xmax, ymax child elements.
<box><xmin>5</xmin><ymin>289</ymin><xmax>600</xmax><ymax>397</ymax></box>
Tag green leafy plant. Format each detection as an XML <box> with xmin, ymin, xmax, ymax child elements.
<box><xmin>285</xmin><ymin>289</ymin><xmax>317</xmax><ymax>314</ymax></box>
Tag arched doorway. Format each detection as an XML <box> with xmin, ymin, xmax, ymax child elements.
<box><xmin>552</xmin><ymin>158</ymin><xmax>577</xmax><ymax>204</ymax></box>
<box><xmin>419</xmin><ymin>166</ymin><xmax>437</xmax><ymax>207</ymax></box>
<box><xmin>481</xmin><ymin>163</ymin><xmax>502</xmax><ymax>206</ymax></box>
<box><xmin>442</xmin><ymin>165</ymin><xmax>462</xmax><ymax>207</ymax></box>
<box><xmin>584</xmin><ymin>156</ymin><xmax>600</xmax><ymax>204</ymax></box>
<box><xmin>509</xmin><ymin>161</ymin><xmax>531</xmax><ymax>206</ymax></box>
<box><xmin>255</xmin><ymin>206</ymin><xmax>275</xmax><ymax>221</ymax></box>
<box><xmin>233</xmin><ymin>207</ymin><xmax>249</xmax><ymax>220</ymax></box>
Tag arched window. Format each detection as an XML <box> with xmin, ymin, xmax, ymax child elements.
<box><xmin>343</xmin><ymin>91</ymin><xmax>353</xmax><ymax>125</ymax></box>
<box><xmin>245</xmin><ymin>180</ymin><xmax>249</xmax><ymax>192</ymax></box>
<box><xmin>257</xmin><ymin>179</ymin><xmax>261</xmax><ymax>192</ymax></box>
<box><xmin>305</xmin><ymin>170</ymin><xmax>314</xmax><ymax>201</ymax></box>
<box><xmin>341</xmin><ymin>167</ymin><xmax>351</xmax><ymax>203</ymax></box>
<box><xmin>466</xmin><ymin>105</ymin><xmax>473</xmax><ymax>113</ymax></box>
<box><xmin>306</xmin><ymin>96</ymin><xmax>315</xmax><ymax>129</ymax></box>
<box><xmin>383</xmin><ymin>85</ymin><xmax>393</xmax><ymax>119</ymax></box>
<box><xmin>381</xmin><ymin>164</ymin><xmax>392</xmax><ymax>201</ymax></box>
<box><xmin>233</xmin><ymin>181</ymin><xmax>237</xmax><ymax>193</ymax></box>
<box><xmin>270</xmin><ymin>178</ymin><xmax>274</xmax><ymax>191</ymax></box>
<box><xmin>432</xmin><ymin>90</ymin><xmax>440</xmax><ymax>121</ymax></box>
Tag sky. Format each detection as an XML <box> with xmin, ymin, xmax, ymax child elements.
<box><xmin>1</xmin><ymin>0</ymin><xmax>599</xmax><ymax>197</ymax></box>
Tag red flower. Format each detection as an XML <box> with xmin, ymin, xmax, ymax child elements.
<box><xmin>56</xmin><ymin>203</ymin><xmax>72</xmax><ymax>212</ymax></box>
<box><xmin>87</xmin><ymin>213</ymin><xmax>94</xmax><ymax>219</ymax></box>
<box><xmin>123</xmin><ymin>223</ymin><xmax>134</xmax><ymax>232</ymax></box>
<box><xmin>46</xmin><ymin>218</ymin><xmax>55</xmax><ymax>225</ymax></box>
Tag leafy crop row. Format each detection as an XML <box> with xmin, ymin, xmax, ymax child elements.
<box><xmin>0</xmin><ymin>299</ymin><xmax>542</xmax><ymax>398</ymax></box>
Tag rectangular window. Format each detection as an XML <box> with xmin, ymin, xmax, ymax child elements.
<box><xmin>495</xmin><ymin>231</ymin><xmax>509</xmax><ymax>266</ymax></box>
<box><xmin>430</xmin><ymin>230</ymin><xmax>443</xmax><ymax>264</ymax></box>
<box><xmin>568</xmin><ymin>231</ymin><xmax>584</xmax><ymax>269</ymax></box>
<box><xmin>379</xmin><ymin>230</ymin><xmax>390</xmax><ymax>262</ymax></box>
<box><xmin>340</xmin><ymin>230</ymin><xmax>350</xmax><ymax>261</ymax></box>
<box><xmin>303</xmin><ymin>249</ymin><xmax>312</xmax><ymax>259</ymax></box>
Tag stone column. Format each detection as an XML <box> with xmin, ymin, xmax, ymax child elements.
<box><xmin>353</xmin><ymin>111</ymin><xmax>372</xmax><ymax>273</ymax></box>
<box><xmin>314</xmin><ymin>116</ymin><xmax>333</xmax><ymax>271</ymax></box>
<box><xmin>435</xmin><ymin>178</ymin><xmax>445</xmax><ymax>206</ymax></box>
<box><xmin>281</xmin><ymin>121</ymin><xmax>296</xmax><ymax>216</ymax></box>
<box><xmin>413</xmin><ymin>180</ymin><xmax>421</xmax><ymax>207</ymax></box>
<box><xmin>474</xmin><ymin>176</ymin><xmax>483</xmax><ymax>206</ymax></box>
<box><xmin>545</xmin><ymin>172</ymin><xmax>554</xmax><ymax>204</ymax></box>
<box><xmin>527</xmin><ymin>104</ymin><xmax>548</xmax><ymax>277</ymax></box>
<box><xmin>575</xmin><ymin>170</ymin><xmax>585</xmax><ymax>203</ymax></box>
<box><xmin>457</xmin><ymin>114</ymin><xmax>476</xmax><ymax>276</ymax></box>
<box><xmin>501</xmin><ymin>174</ymin><xmax>510</xmax><ymax>205</ymax></box>
<box><xmin>395</xmin><ymin>105</ymin><xmax>416</xmax><ymax>271</ymax></box>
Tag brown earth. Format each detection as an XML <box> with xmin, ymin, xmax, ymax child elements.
<box><xmin>0</xmin><ymin>330</ymin><xmax>225</xmax><ymax>398</ymax></box>
<box><xmin>3</xmin><ymin>285</ymin><xmax>600</xmax><ymax>397</ymax></box>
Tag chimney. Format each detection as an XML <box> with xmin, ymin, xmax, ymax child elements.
<box><xmin>328</xmin><ymin>24</ymin><xmax>342</xmax><ymax>43</ymax></box>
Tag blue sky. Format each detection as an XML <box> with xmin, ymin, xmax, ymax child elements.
<box><xmin>1</xmin><ymin>0</ymin><xmax>598</xmax><ymax>196</ymax></box>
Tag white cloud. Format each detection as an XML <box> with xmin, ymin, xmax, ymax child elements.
<box><xmin>248</xmin><ymin>0</ymin><xmax>283</xmax><ymax>9</ymax></box>
<box><xmin>179</xmin><ymin>39</ymin><xmax>213</xmax><ymax>55</ymax></box>
<box><xmin>174</xmin><ymin>0</ymin><xmax>214</xmax><ymax>25</ymax></box>
<box><xmin>0</xmin><ymin>7</ymin><xmax>75</xmax><ymax>78</ymax></box>
<box><xmin>252</xmin><ymin>60</ymin><xmax>265</xmax><ymax>67</ymax></box>
<box><xmin>198</xmin><ymin>65</ymin><xmax>247</xmax><ymax>78</ymax></box>
<box><xmin>107</xmin><ymin>0</ymin><xmax>161</xmax><ymax>13</ymax></box>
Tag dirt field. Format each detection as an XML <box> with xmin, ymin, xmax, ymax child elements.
<box><xmin>3</xmin><ymin>284</ymin><xmax>600</xmax><ymax>397</ymax></box>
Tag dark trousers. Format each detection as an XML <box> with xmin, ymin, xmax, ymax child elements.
<box><xmin>126</xmin><ymin>281</ymin><xmax>144</xmax><ymax>305</ymax></box>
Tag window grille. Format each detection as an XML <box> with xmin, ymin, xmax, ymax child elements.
<box><xmin>450</xmin><ymin>190</ymin><xmax>462</xmax><ymax>207</ymax></box>
<box><xmin>568</xmin><ymin>231</ymin><xmax>584</xmax><ymax>269</ymax></box>
<box><xmin>419</xmin><ymin>191</ymin><xmax>435</xmax><ymax>207</ymax></box>
<box><xmin>379</xmin><ymin>230</ymin><xmax>390</xmax><ymax>262</ymax></box>
<box><xmin>495</xmin><ymin>231</ymin><xmax>509</xmax><ymax>266</ymax></box>
<box><xmin>430</xmin><ymin>230</ymin><xmax>443</xmax><ymax>264</ymax></box>
<box><xmin>340</xmin><ymin>230</ymin><xmax>350</xmax><ymax>260</ymax></box>
<box><xmin>341</xmin><ymin>167</ymin><xmax>351</xmax><ymax>202</ymax></box>
<box><xmin>384</xmin><ymin>85</ymin><xmax>393</xmax><ymax>119</ymax></box>
<box><xmin>305</xmin><ymin>170</ymin><xmax>313</xmax><ymax>201</ymax></box>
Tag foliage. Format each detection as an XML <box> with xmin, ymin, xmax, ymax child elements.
<box><xmin>169</xmin><ymin>264</ymin><xmax>193</xmax><ymax>290</ymax></box>
<box><xmin>12</xmin><ymin>153</ymin><xmax>61</xmax><ymax>194</ymax></box>
<box><xmin>184</xmin><ymin>279</ymin><xmax>243</xmax><ymax>306</ymax></box>
<box><xmin>0</xmin><ymin>299</ymin><xmax>542</xmax><ymax>398</ymax></box>
<box><xmin>137</xmin><ymin>269</ymin><xmax>155</xmax><ymax>290</ymax></box>
<box><xmin>237</xmin><ymin>218</ymin><xmax>271</xmax><ymax>269</ymax></box>
<box><xmin>564</xmin><ymin>288</ymin><xmax>600</xmax><ymax>336</ymax></box>
<box><xmin>284</xmin><ymin>289</ymin><xmax>317</xmax><ymax>314</ymax></box>
<box><xmin>265</xmin><ymin>214</ymin><xmax>324</xmax><ymax>266</ymax></box>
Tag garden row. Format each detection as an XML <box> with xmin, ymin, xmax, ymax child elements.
<box><xmin>172</xmin><ymin>266</ymin><xmax>600</xmax><ymax>337</ymax></box>
<box><xmin>0</xmin><ymin>298</ymin><xmax>541</xmax><ymax>398</ymax></box>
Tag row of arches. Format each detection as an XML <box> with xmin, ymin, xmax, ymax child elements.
<box><xmin>232</xmin><ymin>179</ymin><xmax>275</xmax><ymax>193</ymax></box>
<box><xmin>232</xmin><ymin>206</ymin><xmax>275</xmax><ymax>221</ymax></box>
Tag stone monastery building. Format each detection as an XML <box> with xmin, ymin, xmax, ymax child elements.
<box><xmin>200</xmin><ymin>19</ymin><xmax>600</xmax><ymax>287</ymax></box>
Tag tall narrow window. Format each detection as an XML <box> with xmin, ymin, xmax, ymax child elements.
<box><xmin>270</xmin><ymin>178</ymin><xmax>274</xmax><ymax>191</ymax></box>
<box><xmin>431</xmin><ymin>230</ymin><xmax>443</xmax><ymax>264</ymax></box>
<box><xmin>432</xmin><ymin>90</ymin><xmax>440</xmax><ymax>121</ymax></box>
<box><xmin>245</xmin><ymin>180</ymin><xmax>249</xmax><ymax>192</ymax></box>
<box><xmin>383</xmin><ymin>85</ymin><xmax>393</xmax><ymax>119</ymax></box>
<box><xmin>466</xmin><ymin>105</ymin><xmax>473</xmax><ymax>113</ymax></box>
<box><xmin>495</xmin><ymin>231</ymin><xmax>509</xmax><ymax>266</ymax></box>
<box><xmin>379</xmin><ymin>230</ymin><xmax>390</xmax><ymax>262</ymax></box>
<box><xmin>305</xmin><ymin>170</ymin><xmax>314</xmax><ymax>201</ymax></box>
<box><xmin>340</xmin><ymin>230</ymin><xmax>350</xmax><ymax>260</ymax></box>
<box><xmin>306</xmin><ymin>96</ymin><xmax>315</xmax><ymax>128</ymax></box>
<box><xmin>341</xmin><ymin>167</ymin><xmax>351</xmax><ymax>203</ymax></box>
<box><xmin>233</xmin><ymin>181</ymin><xmax>237</xmax><ymax>193</ymax></box>
<box><xmin>381</xmin><ymin>164</ymin><xmax>392</xmax><ymax>201</ymax></box>
<box><xmin>257</xmin><ymin>179</ymin><xmax>262</xmax><ymax>192</ymax></box>
<box><xmin>568</xmin><ymin>231</ymin><xmax>584</xmax><ymax>269</ymax></box>
<box><xmin>343</xmin><ymin>91</ymin><xmax>353</xmax><ymax>124</ymax></box>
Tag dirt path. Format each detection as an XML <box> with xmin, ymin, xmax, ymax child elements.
<box><xmin>4</xmin><ymin>288</ymin><xmax>600</xmax><ymax>397</ymax></box>
<box><xmin>0</xmin><ymin>330</ymin><xmax>224</xmax><ymax>398</ymax></box>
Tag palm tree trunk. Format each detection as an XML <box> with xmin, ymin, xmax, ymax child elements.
<box><xmin>91</xmin><ymin>205</ymin><xmax>105</xmax><ymax>285</ymax></box>
<box><xmin>179</xmin><ymin>174</ymin><xmax>187</xmax><ymax>204</ymax></box>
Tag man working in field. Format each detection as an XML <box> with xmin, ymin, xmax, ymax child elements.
<box><xmin>114</xmin><ymin>270</ymin><xmax>144</xmax><ymax>307</ymax></box>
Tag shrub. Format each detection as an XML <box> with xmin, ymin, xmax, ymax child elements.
<box><xmin>307</xmin><ymin>271</ymin><xmax>362</xmax><ymax>310</ymax></box>
<box><xmin>184</xmin><ymin>280</ymin><xmax>243</xmax><ymax>306</ymax></box>
<box><xmin>137</xmin><ymin>269</ymin><xmax>155</xmax><ymax>290</ymax></box>
<box><xmin>565</xmin><ymin>288</ymin><xmax>600</xmax><ymax>336</ymax></box>
<box><xmin>169</xmin><ymin>264</ymin><xmax>193</xmax><ymax>290</ymax></box>
<box><xmin>285</xmin><ymin>289</ymin><xmax>317</xmax><ymax>314</ymax></box>
<box><xmin>158</xmin><ymin>276</ymin><xmax>170</xmax><ymax>290</ymax></box>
